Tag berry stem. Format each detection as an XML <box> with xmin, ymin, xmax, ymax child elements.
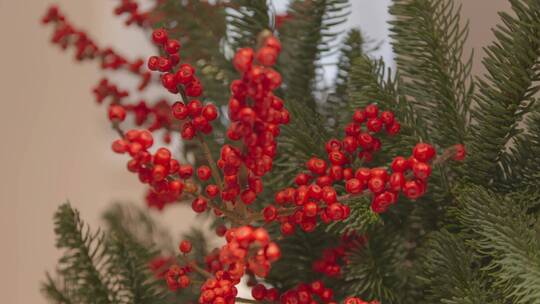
<box><xmin>178</xmin><ymin>255</ymin><xmax>212</xmax><ymax>279</ymax></box>
<box><xmin>111</xmin><ymin>121</ymin><xmax>125</xmax><ymax>138</ymax></box>
<box><xmin>235</xmin><ymin>297</ymin><xmax>264</xmax><ymax>304</ymax></box>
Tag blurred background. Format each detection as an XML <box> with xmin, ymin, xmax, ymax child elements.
<box><xmin>0</xmin><ymin>0</ymin><xmax>509</xmax><ymax>302</ymax></box>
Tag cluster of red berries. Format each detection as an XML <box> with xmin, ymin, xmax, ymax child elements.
<box><xmin>364</xmin><ymin>142</ymin><xmax>437</xmax><ymax>213</ymax></box>
<box><xmin>279</xmin><ymin>281</ymin><xmax>336</xmax><ymax>304</ymax></box>
<box><xmin>342</xmin><ymin>104</ymin><xmax>400</xmax><ymax>163</ymax></box>
<box><xmin>343</xmin><ymin>297</ymin><xmax>380</xmax><ymax>304</ymax></box>
<box><xmin>165</xmin><ymin>264</ymin><xmax>192</xmax><ymax>291</ymax></box>
<box><xmin>94</xmin><ymin>78</ymin><xmax>177</xmax><ymax>146</ymax></box>
<box><xmin>148</xmin><ymin>29</ymin><xmax>203</xmax><ymax>97</ymax></box>
<box><xmin>111</xmin><ymin>130</ymin><xmax>193</xmax><ymax>209</ymax></box>
<box><xmin>197</xmin><ymin>226</ymin><xmax>280</xmax><ymax>304</ymax></box>
<box><xmin>250</xmin><ymin>283</ymin><xmax>280</xmax><ymax>302</ymax></box>
<box><xmin>313</xmin><ymin>232</ymin><xmax>367</xmax><ymax>277</ymax></box>
<box><xmin>148</xmin><ymin>255</ymin><xmax>175</xmax><ymax>278</ymax></box>
<box><xmin>42</xmin><ymin>6</ymin><xmax>151</xmax><ymax>90</ymax></box>
<box><xmin>210</xmin><ymin>35</ymin><xmax>289</xmax><ymax>206</ymax></box>
<box><xmin>172</xmin><ymin>99</ymin><xmax>219</xmax><ymax>139</ymax></box>
<box><xmin>199</xmin><ymin>270</ymin><xmax>240</xmax><ymax>304</ymax></box>
<box><xmin>113</xmin><ymin>0</ymin><xmax>150</xmax><ymax>27</ymax></box>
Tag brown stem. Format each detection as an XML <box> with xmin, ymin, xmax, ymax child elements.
<box><xmin>235</xmin><ymin>297</ymin><xmax>264</xmax><ymax>304</ymax></box>
<box><xmin>179</xmin><ymin>255</ymin><xmax>212</xmax><ymax>279</ymax></box>
<box><xmin>111</xmin><ymin>121</ymin><xmax>125</xmax><ymax>138</ymax></box>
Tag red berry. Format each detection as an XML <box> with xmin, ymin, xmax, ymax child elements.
<box><xmin>233</xmin><ymin>48</ymin><xmax>254</xmax><ymax>72</ymax></box>
<box><xmin>370</xmin><ymin>167</ymin><xmax>388</xmax><ymax>181</ymax></box>
<box><xmin>352</xmin><ymin>109</ymin><xmax>367</xmax><ymax>123</ymax></box>
<box><xmin>256</xmin><ymin>46</ymin><xmax>278</xmax><ymax>66</ymax></box>
<box><xmin>206</xmin><ymin>184</ymin><xmax>219</xmax><ymax>198</ymax></box>
<box><xmin>169</xmin><ymin>180</ymin><xmax>184</xmax><ymax>195</ymax></box>
<box><xmin>147</xmin><ymin>56</ymin><xmax>159</xmax><ymax>71</ymax></box>
<box><xmin>112</xmin><ymin>139</ymin><xmax>128</xmax><ymax>154</ymax></box>
<box><xmin>176</xmin><ymin>64</ymin><xmax>195</xmax><ymax>84</ymax></box>
<box><xmin>178</xmin><ymin>164</ymin><xmax>193</xmax><ymax>178</ymax></box>
<box><xmin>365</xmin><ymin>104</ymin><xmax>379</xmax><ymax>118</ymax></box>
<box><xmin>202</xmin><ymin>104</ymin><xmax>218</xmax><ymax>121</ymax></box>
<box><xmin>412</xmin><ymin>162</ymin><xmax>432</xmax><ymax>180</ymax></box>
<box><xmin>179</xmin><ymin>240</ymin><xmax>192</xmax><ymax>253</ymax></box>
<box><xmin>453</xmin><ymin>144</ymin><xmax>466</xmax><ymax>161</ymax></box>
<box><xmin>368</xmin><ymin>177</ymin><xmax>385</xmax><ymax>194</ymax></box>
<box><xmin>345</xmin><ymin>178</ymin><xmax>363</xmax><ymax>194</ymax></box>
<box><xmin>108</xmin><ymin>104</ymin><xmax>126</xmax><ymax>121</ymax></box>
<box><xmin>263</xmin><ymin>205</ymin><xmax>277</xmax><ymax>222</ymax></box>
<box><xmin>161</xmin><ymin>73</ymin><xmax>177</xmax><ymax>89</ymax></box>
<box><xmin>304</xmin><ymin>201</ymin><xmax>319</xmax><ymax>217</ymax></box>
<box><xmin>295</xmin><ymin>173</ymin><xmax>311</xmax><ymax>185</ymax></box>
<box><xmin>386</xmin><ymin>121</ymin><xmax>401</xmax><ymax>135</ymax></box>
<box><xmin>191</xmin><ymin>197</ymin><xmax>207</xmax><ymax>213</ymax></box>
<box><xmin>403</xmin><ymin>180</ymin><xmax>424</xmax><ymax>199</ymax></box>
<box><xmin>252</xmin><ymin>284</ymin><xmax>267</xmax><ymax>300</ymax></box>
<box><xmin>367</xmin><ymin>118</ymin><xmax>383</xmax><ymax>132</ymax></box>
<box><xmin>389</xmin><ymin>172</ymin><xmax>405</xmax><ymax>192</ymax></box>
<box><xmin>265</xmin><ymin>242</ymin><xmax>281</xmax><ymax>261</ymax></box>
<box><xmin>240</xmin><ymin>189</ymin><xmax>256</xmax><ymax>205</ymax></box>
<box><xmin>187</xmin><ymin>99</ymin><xmax>203</xmax><ymax>117</ymax></box>
<box><xmin>391</xmin><ymin>156</ymin><xmax>409</xmax><ymax>172</ymax></box>
<box><xmin>197</xmin><ymin>165</ymin><xmax>211</xmax><ymax>181</ymax></box>
<box><xmin>152</xmin><ymin>164</ymin><xmax>167</xmax><ymax>182</ymax></box>
<box><xmin>413</xmin><ymin>143</ymin><xmax>436</xmax><ymax>162</ymax></box>
<box><xmin>152</xmin><ymin>28</ymin><xmax>168</xmax><ymax>45</ymax></box>
<box><xmin>307</xmin><ymin>157</ymin><xmax>327</xmax><ymax>175</ymax></box>
<box><xmin>172</xmin><ymin>101</ymin><xmax>189</xmax><ymax>120</ymax></box>
<box><xmin>264</xmin><ymin>36</ymin><xmax>282</xmax><ymax>53</ymax></box>
<box><xmin>158</xmin><ymin>57</ymin><xmax>172</xmax><ymax>72</ymax></box>
<box><xmin>381</xmin><ymin>111</ymin><xmax>395</xmax><ymax>125</ymax></box>
<box><xmin>164</xmin><ymin>39</ymin><xmax>180</xmax><ymax>54</ymax></box>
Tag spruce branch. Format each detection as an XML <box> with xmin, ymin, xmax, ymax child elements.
<box><xmin>457</xmin><ymin>186</ymin><xmax>540</xmax><ymax>304</ymax></box>
<box><xmin>465</xmin><ymin>0</ymin><xmax>540</xmax><ymax>187</ymax></box>
<box><xmin>389</xmin><ymin>0</ymin><xmax>474</xmax><ymax>146</ymax></box>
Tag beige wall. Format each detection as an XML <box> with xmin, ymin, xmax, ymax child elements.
<box><xmin>0</xmin><ymin>0</ymin><xmax>510</xmax><ymax>303</ymax></box>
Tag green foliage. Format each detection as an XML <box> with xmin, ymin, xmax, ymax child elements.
<box><xmin>342</xmin><ymin>227</ymin><xmax>414</xmax><ymax>304</ymax></box>
<box><xmin>416</xmin><ymin>230</ymin><xmax>499</xmax><ymax>304</ymax></box>
<box><xmin>465</xmin><ymin>0</ymin><xmax>540</xmax><ymax>188</ymax></box>
<box><xmin>389</xmin><ymin>0</ymin><xmax>474</xmax><ymax>146</ymax></box>
<box><xmin>226</xmin><ymin>0</ymin><xmax>271</xmax><ymax>50</ymax></box>
<box><xmin>279</xmin><ymin>0</ymin><xmax>350</xmax><ymax>109</ymax></box>
<box><xmin>323</xmin><ymin>29</ymin><xmax>366</xmax><ymax>133</ymax></box>
<box><xmin>43</xmin><ymin>203</ymin><xmax>116</xmax><ymax>304</ymax></box>
<box><xmin>43</xmin><ymin>203</ymin><xmax>167</xmax><ymax>304</ymax></box>
<box><xmin>457</xmin><ymin>186</ymin><xmax>540</xmax><ymax>304</ymax></box>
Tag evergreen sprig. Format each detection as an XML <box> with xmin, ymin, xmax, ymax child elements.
<box><xmin>457</xmin><ymin>186</ymin><xmax>540</xmax><ymax>304</ymax></box>
<box><xmin>389</xmin><ymin>0</ymin><xmax>474</xmax><ymax>146</ymax></box>
<box><xmin>465</xmin><ymin>0</ymin><xmax>540</xmax><ymax>188</ymax></box>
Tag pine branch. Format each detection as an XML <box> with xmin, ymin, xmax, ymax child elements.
<box><xmin>501</xmin><ymin>104</ymin><xmax>540</xmax><ymax>190</ymax></box>
<box><xmin>45</xmin><ymin>203</ymin><xmax>117</xmax><ymax>304</ymax></box>
<box><xmin>457</xmin><ymin>186</ymin><xmax>540</xmax><ymax>304</ymax></box>
<box><xmin>227</xmin><ymin>0</ymin><xmax>271</xmax><ymax>50</ymax></box>
<box><xmin>279</xmin><ymin>0</ymin><xmax>350</xmax><ymax>109</ymax></box>
<box><xmin>416</xmin><ymin>230</ymin><xmax>501</xmax><ymax>304</ymax></box>
<box><xmin>107</xmin><ymin>233</ymin><xmax>166</xmax><ymax>304</ymax></box>
<box><xmin>342</xmin><ymin>228</ymin><xmax>415</xmax><ymax>304</ymax></box>
<box><xmin>465</xmin><ymin>0</ymin><xmax>540</xmax><ymax>187</ymax></box>
<box><xmin>323</xmin><ymin>29</ymin><xmax>366</xmax><ymax>133</ymax></box>
<box><xmin>389</xmin><ymin>0</ymin><xmax>474</xmax><ymax>146</ymax></box>
<box><xmin>103</xmin><ymin>203</ymin><xmax>175</xmax><ymax>254</ymax></box>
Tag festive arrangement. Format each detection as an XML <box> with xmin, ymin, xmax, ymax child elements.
<box><xmin>41</xmin><ymin>1</ymin><xmax>540</xmax><ymax>304</ymax></box>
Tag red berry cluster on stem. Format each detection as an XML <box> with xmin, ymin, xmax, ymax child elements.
<box><xmin>42</xmin><ymin>6</ymin><xmax>151</xmax><ymax>90</ymax></box>
<box><xmin>313</xmin><ymin>232</ymin><xmax>367</xmax><ymax>277</ymax></box>
<box><xmin>217</xmin><ymin>35</ymin><xmax>289</xmax><ymax>206</ymax></box>
<box><xmin>113</xmin><ymin>0</ymin><xmax>151</xmax><ymax>27</ymax></box>
<box><xmin>42</xmin><ymin>6</ymin><xmax>471</xmax><ymax>302</ymax></box>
